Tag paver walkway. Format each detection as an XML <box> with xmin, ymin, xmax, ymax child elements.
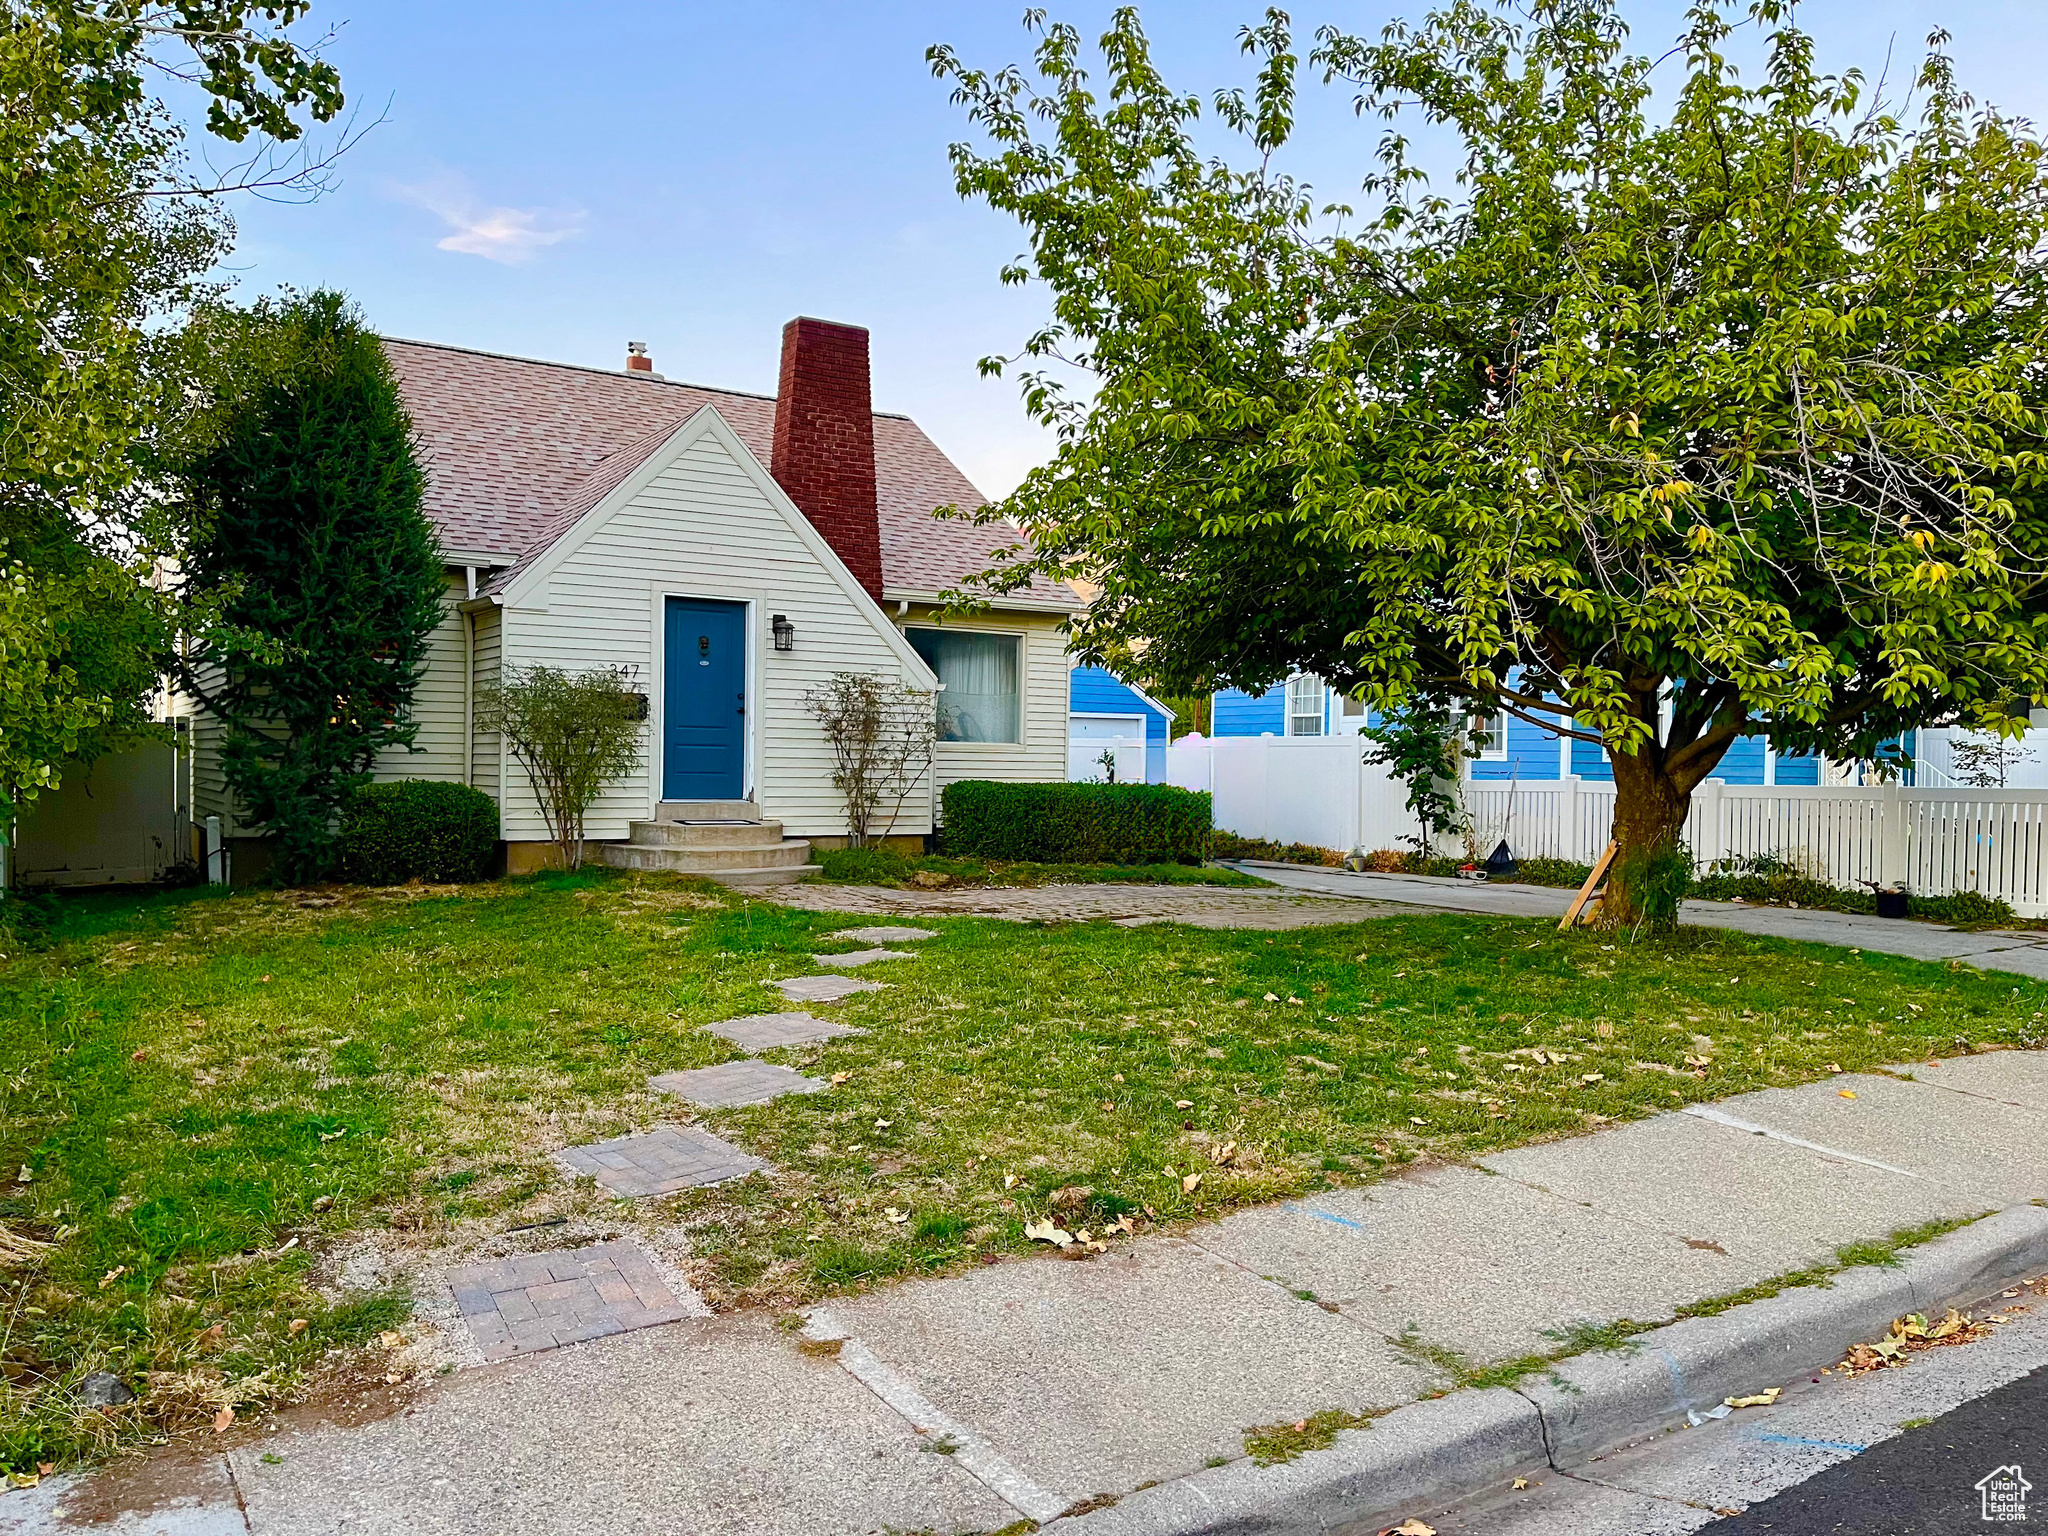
<box><xmin>448</xmin><ymin>1239</ymin><xmax>701</xmax><ymax>1361</ymax></box>
<box><xmin>777</xmin><ymin>879</ymin><xmax>1422</xmax><ymax>928</ymax></box>
<box><xmin>1239</xmin><ymin>861</ymin><xmax>2048</xmax><ymax>979</ymax></box>
<box><xmin>554</xmin><ymin>1125</ymin><xmax>764</xmax><ymax>1197</ymax></box>
<box><xmin>30</xmin><ymin>1051</ymin><xmax>2048</xmax><ymax>1536</ymax></box>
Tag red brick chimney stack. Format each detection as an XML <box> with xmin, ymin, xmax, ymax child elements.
<box><xmin>625</xmin><ymin>341</ymin><xmax>653</xmax><ymax>373</ymax></box>
<box><xmin>770</xmin><ymin>317</ymin><xmax>884</xmax><ymax>605</ymax></box>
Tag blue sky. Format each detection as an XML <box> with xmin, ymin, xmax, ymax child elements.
<box><xmin>203</xmin><ymin>1</ymin><xmax>2048</xmax><ymax>497</ymax></box>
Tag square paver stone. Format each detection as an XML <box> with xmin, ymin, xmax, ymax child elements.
<box><xmin>812</xmin><ymin>947</ymin><xmax>915</xmax><ymax>969</ymax></box>
<box><xmin>556</xmin><ymin>1125</ymin><xmax>766</xmax><ymax>1197</ymax></box>
<box><xmin>772</xmin><ymin>973</ymin><xmax>886</xmax><ymax>1003</ymax></box>
<box><xmin>447</xmin><ymin>1239</ymin><xmax>701</xmax><ymax>1361</ymax></box>
<box><xmin>706</xmin><ymin>1011</ymin><xmax>863</xmax><ymax>1050</ymax></box>
<box><xmin>827</xmin><ymin>926</ymin><xmax>939</xmax><ymax>944</ymax></box>
<box><xmin>649</xmin><ymin>1059</ymin><xmax>825</xmax><ymax>1108</ymax></box>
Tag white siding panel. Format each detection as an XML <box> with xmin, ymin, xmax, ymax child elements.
<box><xmin>469</xmin><ymin>603</ymin><xmax>501</xmax><ymax>806</ymax></box>
<box><xmin>368</xmin><ymin>578</ymin><xmax>467</xmax><ymax>784</ymax></box>
<box><xmin>493</xmin><ymin>432</ymin><xmax>939</xmax><ymax>841</ymax></box>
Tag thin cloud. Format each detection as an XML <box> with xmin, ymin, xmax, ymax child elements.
<box><xmin>396</xmin><ymin>178</ymin><xmax>583</xmax><ymax>264</ymax></box>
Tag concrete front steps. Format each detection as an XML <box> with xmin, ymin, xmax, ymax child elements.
<box><xmin>595</xmin><ymin>800</ymin><xmax>820</xmax><ymax>889</ymax></box>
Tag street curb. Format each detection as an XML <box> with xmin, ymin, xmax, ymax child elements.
<box><xmin>1047</xmin><ymin>1204</ymin><xmax>2048</xmax><ymax>1535</ymax></box>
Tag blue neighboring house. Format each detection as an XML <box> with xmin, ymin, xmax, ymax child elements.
<box><xmin>1070</xmin><ymin>666</ymin><xmax>1176</xmax><ymax>783</ymax></box>
<box><xmin>1207</xmin><ymin>675</ymin><xmax>1872</xmax><ymax>786</ymax></box>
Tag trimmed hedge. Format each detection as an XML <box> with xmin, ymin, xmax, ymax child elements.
<box><xmin>339</xmin><ymin>779</ymin><xmax>500</xmax><ymax>885</ymax></box>
<box><xmin>941</xmin><ymin>780</ymin><xmax>1211</xmax><ymax>864</ymax></box>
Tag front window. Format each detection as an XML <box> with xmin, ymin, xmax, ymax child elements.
<box><xmin>1287</xmin><ymin>673</ymin><xmax>1324</xmax><ymax>736</ymax></box>
<box><xmin>908</xmin><ymin>628</ymin><xmax>1021</xmax><ymax>743</ymax></box>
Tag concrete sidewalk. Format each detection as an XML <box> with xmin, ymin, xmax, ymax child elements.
<box><xmin>1239</xmin><ymin>861</ymin><xmax>2048</xmax><ymax>980</ymax></box>
<box><xmin>17</xmin><ymin>1051</ymin><xmax>2048</xmax><ymax>1536</ymax></box>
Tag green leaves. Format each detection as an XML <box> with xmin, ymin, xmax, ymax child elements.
<box><xmin>934</xmin><ymin>2</ymin><xmax>2048</xmax><ymax>889</ymax></box>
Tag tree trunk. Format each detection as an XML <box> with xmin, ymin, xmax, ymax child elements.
<box><xmin>1601</xmin><ymin>749</ymin><xmax>1692</xmax><ymax>926</ymax></box>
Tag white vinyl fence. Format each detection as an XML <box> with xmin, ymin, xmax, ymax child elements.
<box><xmin>1167</xmin><ymin>733</ymin><xmax>2048</xmax><ymax>917</ymax></box>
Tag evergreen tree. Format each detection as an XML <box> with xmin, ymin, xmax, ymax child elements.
<box><xmin>178</xmin><ymin>291</ymin><xmax>444</xmax><ymax>883</ymax></box>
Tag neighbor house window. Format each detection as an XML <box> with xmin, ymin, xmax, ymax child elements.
<box><xmin>908</xmin><ymin>628</ymin><xmax>1021</xmax><ymax>743</ymax></box>
<box><xmin>1467</xmin><ymin>710</ymin><xmax>1508</xmax><ymax>760</ymax></box>
<box><xmin>1286</xmin><ymin>673</ymin><xmax>1325</xmax><ymax>736</ymax></box>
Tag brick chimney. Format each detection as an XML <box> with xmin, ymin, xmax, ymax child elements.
<box><xmin>625</xmin><ymin>341</ymin><xmax>653</xmax><ymax>373</ymax></box>
<box><xmin>770</xmin><ymin>317</ymin><xmax>884</xmax><ymax>605</ymax></box>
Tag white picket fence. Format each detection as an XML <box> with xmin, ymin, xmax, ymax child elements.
<box><xmin>1166</xmin><ymin>733</ymin><xmax>2048</xmax><ymax>916</ymax></box>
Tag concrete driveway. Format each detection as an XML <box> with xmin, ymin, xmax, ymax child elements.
<box><xmin>1236</xmin><ymin>861</ymin><xmax>2048</xmax><ymax>980</ymax></box>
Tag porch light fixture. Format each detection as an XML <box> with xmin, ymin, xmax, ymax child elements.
<box><xmin>771</xmin><ymin>613</ymin><xmax>796</xmax><ymax>652</ymax></box>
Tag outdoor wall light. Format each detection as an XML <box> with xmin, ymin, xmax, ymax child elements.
<box><xmin>771</xmin><ymin>613</ymin><xmax>796</xmax><ymax>652</ymax></box>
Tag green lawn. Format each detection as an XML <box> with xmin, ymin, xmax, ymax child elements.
<box><xmin>2</xmin><ymin>869</ymin><xmax>2040</xmax><ymax>1473</ymax></box>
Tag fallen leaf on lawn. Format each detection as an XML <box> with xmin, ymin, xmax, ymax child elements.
<box><xmin>276</xmin><ymin>1236</ymin><xmax>299</xmax><ymax>1253</ymax></box>
<box><xmin>1287</xmin><ymin>996</ymin><xmax>1303</xmax><ymax>1006</ymax></box>
<box><xmin>1291</xmin><ymin>1419</ymin><xmax>1308</xmax><ymax>1432</ymax></box>
<box><xmin>1580</xmin><ymin>1073</ymin><xmax>1605</xmax><ymax>1085</ymax></box>
<box><xmin>1838</xmin><ymin>1089</ymin><xmax>1857</xmax><ymax>1100</ymax></box>
<box><xmin>1181</xmin><ymin>1171</ymin><xmax>1203</xmax><ymax>1193</ymax></box>
<box><xmin>311</xmin><ymin>1195</ymin><xmax>333</xmax><ymax>1212</ymax></box>
<box><xmin>1003</xmin><ymin>1174</ymin><xmax>1018</xmax><ymax>1189</ymax></box>
<box><xmin>6</xmin><ymin>1472</ymin><xmax>40</xmax><ymax>1489</ymax></box>
<box><xmin>1024</xmin><ymin>1219</ymin><xmax>1074</xmax><ymax>1248</ymax></box>
<box><xmin>317</xmin><ymin>1128</ymin><xmax>347</xmax><ymax>1142</ymax></box>
<box><xmin>98</xmin><ymin>1266</ymin><xmax>125</xmax><ymax>1289</ymax></box>
<box><xmin>288</xmin><ymin>1318</ymin><xmax>308</xmax><ymax>1335</ymax></box>
<box><xmin>1409</xmin><ymin>1117</ymin><xmax>1427</xmax><ymax>1126</ymax></box>
<box><xmin>1175</xmin><ymin>1099</ymin><xmax>1194</xmax><ymax>1109</ymax></box>
<box><xmin>874</xmin><ymin>1119</ymin><xmax>892</xmax><ymax>1130</ymax></box>
<box><xmin>1826</xmin><ymin>1062</ymin><xmax>1844</xmax><ymax>1073</ymax></box>
<box><xmin>884</xmin><ymin>1207</ymin><xmax>909</xmax><ymax>1224</ymax></box>
<box><xmin>196</xmin><ymin>1323</ymin><xmax>226</xmax><ymax>1349</ymax></box>
<box><xmin>379</xmin><ymin>1331</ymin><xmax>407</xmax><ymax>1348</ymax></box>
<box><xmin>1595</xmin><ymin>1021</ymin><xmax>1614</xmax><ymax>1038</ymax></box>
<box><xmin>1112</xmin><ymin>1073</ymin><xmax>1124</xmax><ymax>1083</ymax></box>
<box><xmin>14</xmin><ymin>1165</ymin><xmax>31</xmax><ymax>1184</ymax></box>
<box><xmin>1512</xmin><ymin>1478</ymin><xmax>1530</xmax><ymax>1490</ymax></box>
<box><xmin>1263</xmin><ymin>993</ymin><xmax>1279</xmax><ymax>1002</ymax></box>
<box><xmin>1725</xmin><ymin>1387</ymin><xmax>1781</xmax><ymax>1408</ymax></box>
<box><xmin>212</xmin><ymin>1406</ymin><xmax>236</xmax><ymax>1433</ymax></box>
<box><xmin>829</xmin><ymin>1072</ymin><xmax>852</xmax><ymax>1085</ymax></box>
<box><xmin>1209</xmin><ymin>1141</ymin><xmax>1239</xmax><ymax>1167</ymax></box>
<box><xmin>36</xmin><ymin>1464</ymin><xmax>51</xmax><ymax>1477</ymax></box>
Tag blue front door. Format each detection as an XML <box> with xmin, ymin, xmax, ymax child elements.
<box><xmin>663</xmin><ymin>597</ymin><xmax>746</xmax><ymax>800</ymax></box>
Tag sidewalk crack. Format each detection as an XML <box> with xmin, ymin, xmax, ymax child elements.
<box><xmin>1508</xmin><ymin>1385</ymin><xmax>1558</xmax><ymax>1470</ymax></box>
<box><xmin>1555</xmin><ymin>1465</ymin><xmax>1743</xmax><ymax>1516</ymax></box>
<box><xmin>221</xmin><ymin>1452</ymin><xmax>254</xmax><ymax>1533</ymax></box>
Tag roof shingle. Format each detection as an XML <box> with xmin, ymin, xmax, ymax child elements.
<box><xmin>382</xmin><ymin>337</ymin><xmax>1074</xmax><ymax>606</ymax></box>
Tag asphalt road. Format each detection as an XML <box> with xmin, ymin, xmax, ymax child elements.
<box><xmin>1704</xmin><ymin>1364</ymin><xmax>2047</xmax><ymax>1534</ymax></box>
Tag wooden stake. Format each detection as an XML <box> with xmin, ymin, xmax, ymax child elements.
<box><xmin>1560</xmin><ymin>840</ymin><xmax>1618</xmax><ymax>931</ymax></box>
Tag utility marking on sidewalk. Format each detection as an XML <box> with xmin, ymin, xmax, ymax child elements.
<box><xmin>1682</xmin><ymin>1105</ymin><xmax>1919</xmax><ymax>1177</ymax></box>
<box><xmin>1290</xmin><ymin>1203</ymin><xmax>1368</xmax><ymax>1232</ymax></box>
<box><xmin>1755</xmin><ymin>1432</ymin><xmax>1869</xmax><ymax>1453</ymax></box>
<box><xmin>803</xmin><ymin>1312</ymin><xmax>1068</xmax><ymax>1524</ymax></box>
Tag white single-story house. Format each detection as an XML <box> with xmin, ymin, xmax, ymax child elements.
<box><xmin>187</xmin><ymin>316</ymin><xmax>1079</xmax><ymax>883</ymax></box>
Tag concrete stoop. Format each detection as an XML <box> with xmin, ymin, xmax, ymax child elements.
<box><xmin>593</xmin><ymin>799</ymin><xmax>820</xmax><ymax>889</ymax></box>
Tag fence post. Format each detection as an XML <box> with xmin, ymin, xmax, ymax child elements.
<box><xmin>1694</xmin><ymin>779</ymin><xmax>1725</xmax><ymax>869</ymax></box>
<box><xmin>1562</xmin><ymin>775</ymin><xmax>1579</xmax><ymax>862</ymax></box>
<box><xmin>1877</xmin><ymin>782</ymin><xmax>1906</xmax><ymax>889</ymax></box>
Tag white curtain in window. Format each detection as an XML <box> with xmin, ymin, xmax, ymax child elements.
<box><xmin>913</xmin><ymin>630</ymin><xmax>1020</xmax><ymax>742</ymax></box>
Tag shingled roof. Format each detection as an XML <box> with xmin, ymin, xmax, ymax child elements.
<box><xmin>382</xmin><ymin>337</ymin><xmax>1075</xmax><ymax>606</ymax></box>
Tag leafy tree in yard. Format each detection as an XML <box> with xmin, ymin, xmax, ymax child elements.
<box><xmin>0</xmin><ymin>4</ymin><xmax>343</xmax><ymax>828</ymax></box>
<box><xmin>475</xmin><ymin>665</ymin><xmax>646</xmax><ymax>871</ymax></box>
<box><xmin>931</xmin><ymin>2</ymin><xmax>2048</xmax><ymax>921</ymax></box>
<box><xmin>177</xmin><ymin>291</ymin><xmax>445</xmax><ymax>884</ymax></box>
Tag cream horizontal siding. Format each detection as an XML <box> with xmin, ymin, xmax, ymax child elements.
<box><xmin>368</xmin><ymin>577</ymin><xmax>468</xmax><ymax>785</ymax></box>
<box><xmin>469</xmin><ymin>603</ymin><xmax>501</xmax><ymax>808</ymax></box>
<box><xmin>492</xmin><ymin>430</ymin><xmax>935</xmax><ymax>842</ymax></box>
<box><xmin>900</xmin><ymin>604</ymin><xmax>1073</xmax><ymax>815</ymax></box>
